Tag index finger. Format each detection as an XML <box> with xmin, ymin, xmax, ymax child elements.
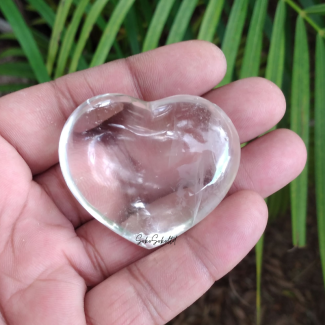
<box><xmin>0</xmin><ymin>41</ymin><xmax>226</xmax><ymax>174</ymax></box>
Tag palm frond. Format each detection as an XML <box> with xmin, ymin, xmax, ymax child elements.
<box><xmin>240</xmin><ymin>0</ymin><xmax>269</xmax><ymax>78</ymax></box>
<box><xmin>69</xmin><ymin>0</ymin><xmax>110</xmax><ymax>73</ymax></box>
<box><xmin>142</xmin><ymin>0</ymin><xmax>176</xmax><ymax>52</ymax></box>
<box><xmin>305</xmin><ymin>4</ymin><xmax>325</xmax><ymax>15</ymax></box>
<box><xmin>46</xmin><ymin>0</ymin><xmax>73</xmax><ymax>75</ymax></box>
<box><xmin>315</xmin><ymin>34</ymin><xmax>325</xmax><ymax>287</ymax></box>
<box><xmin>197</xmin><ymin>0</ymin><xmax>225</xmax><ymax>42</ymax></box>
<box><xmin>218</xmin><ymin>0</ymin><xmax>249</xmax><ymax>86</ymax></box>
<box><xmin>27</xmin><ymin>0</ymin><xmax>56</xmax><ymax>27</ymax></box>
<box><xmin>166</xmin><ymin>0</ymin><xmax>198</xmax><ymax>45</ymax></box>
<box><xmin>290</xmin><ymin>16</ymin><xmax>310</xmax><ymax>247</ymax></box>
<box><xmin>55</xmin><ymin>0</ymin><xmax>91</xmax><ymax>78</ymax></box>
<box><xmin>91</xmin><ymin>0</ymin><xmax>136</xmax><ymax>67</ymax></box>
<box><xmin>0</xmin><ymin>0</ymin><xmax>49</xmax><ymax>83</ymax></box>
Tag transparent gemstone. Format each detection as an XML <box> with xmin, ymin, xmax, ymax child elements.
<box><xmin>59</xmin><ymin>94</ymin><xmax>241</xmax><ymax>249</ymax></box>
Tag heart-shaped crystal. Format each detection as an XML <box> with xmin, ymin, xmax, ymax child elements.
<box><xmin>59</xmin><ymin>94</ymin><xmax>240</xmax><ymax>248</ymax></box>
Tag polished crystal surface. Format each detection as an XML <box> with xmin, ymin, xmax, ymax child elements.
<box><xmin>59</xmin><ymin>94</ymin><xmax>241</xmax><ymax>249</ymax></box>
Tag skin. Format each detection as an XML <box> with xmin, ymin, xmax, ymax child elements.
<box><xmin>0</xmin><ymin>41</ymin><xmax>306</xmax><ymax>325</ymax></box>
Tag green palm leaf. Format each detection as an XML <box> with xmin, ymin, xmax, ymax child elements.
<box><xmin>0</xmin><ymin>62</ymin><xmax>37</xmax><ymax>80</ymax></box>
<box><xmin>27</xmin><ymin>0</ymin><xmax>55</xmax><ymax>27</ymax></box>
<box><xmin>265</xmin><ymin>0</ymin><xmax>286</xmax><ymax>88</ymax></box>
<box><xmin>90</xmin><ymin>0</ymin><xmax>136</xmax><ymax>67</ymax></box>
<box><xmin>218</xmin><ymin>0</ymin><xmax>249</xmax><ymax>86</ymax></box>
<box><xmin>142</xmin><ymin>0</ymin><xmax>176</xmax><ymax>52</ymax></box>
<box><xmin>257</xmin><ymin>3</ymin><xmax>286</xmax><ymax>321</ymax></box>
<box><xmin>315</xmin><ymin>34</ymin><xmax>325</xmax><ymax>287</ymax></box>
<box><xmin>28</xmin><ymin>0</ymin><xmax>88</xmax><ymax>72</ymax></box>
<box><xmin>0</xmin><ymin>0</ymin><xmax>49</xmax><ymax>83</ymax></box>
<box><xmin>139</xmin><ymin>0</ymin><xmax>153</xmax><ymax>25</ymax></box>
<box><xmin>0</xmin><ymin>83</ymin><xmax>33</xmax><ymax>93</ymax></box>
<box><xmin>0</xmin><ymin>48</ymin><xmax>25</xmax><ymax>60</ymax></box>
<box><xmin>55</xmin><ymin>0</ymin><xmax>91</xmax><ymax>78</ymax></box>
<box><xmin>76</xmin><ymin>0</ymin><xmax>125</xmax><ymax>59</ymax></box>
<box><xmin>240</xmin><ymin>0</ymin><xmax>269</xmax><ymax>78</ymax></box>
<box><xmin>69</xmin><ymin>0</ymin><xmax>110</xmax><ymax>73</ymax></box>
<box><xmin>124</xmin><ymin>7</ymin><xmax>140</xmax><ymax>55</ymax></box>
<box><xmin>255</xmin><ymin>235</ymin><xmax>264</xmax><ymax>325</ymax></box>
<box><xmin>235</xmin><ymin>3</ymin><xmax>268</xmax><ymax>320</ymax></box>
<box><xmin>166</xmin><ymin>0</ymin><xmax>198</xmax><ymax>45</ymax></box>
<box><xmin>198</xmin><ymin>0</ymin><xmax>225</xmax><ymax>42</ymax></box>
<box><xmin>264</xmin><ymin>0</ymin><xmax>287</xmax><ymax>218</ymax></box>
<box><xmin>290</xmin><ymin>16</ymin><xmax>310</xmax><ymax>247</ymax></box>
<box><xmin>46</xmin><ymin>0</ymin><xmax>73</xmax><ymax>76</ymax></box>
<box><xmin>305</xmin><ymin>4</ymin><xmax>325</xmax><ymax>14</ymax></box>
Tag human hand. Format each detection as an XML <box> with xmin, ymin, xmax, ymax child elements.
<box><xmin>0</xmin><ymin>41</ymin><xmax>306</xmax><ymax>325</ymax></box>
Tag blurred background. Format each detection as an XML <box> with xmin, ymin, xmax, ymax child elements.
<box><xmin>0</xmin><ymin>0</ymin><xmax>325</xmax><ymax>324</ymax></box>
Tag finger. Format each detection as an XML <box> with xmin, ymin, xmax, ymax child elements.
<box><xmin>0</xmin><ymin>41</ymin><xmax>226</xmax><ymax>175</ymax></box>
<box><xmin>84</xmin><ymin>190</ymin><xmax>267</xmax><ymax>325</ymax></box>
<box><xmin>204</xmin><ymin>77</ymin><xmax>286</xmax><ymax>143</ymax></box>
<box><xmin>228</xmin><ymin>128</ymin><xmax>307</xmax><ymax>197</ymax></box>
<box><xmin>67</xmin><ymin>127</ymin><xmax>306</xmax><ymax>286</ymax></box>
<box><xmin>35</xmin><ymin>76</ymin><xmax>286</xmax><ymax>227</ymax></box>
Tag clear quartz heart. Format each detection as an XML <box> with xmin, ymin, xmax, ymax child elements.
<box><xmin>59</xmin><ymin>94</ymin><xmax>240</xmax><ymax>249</ymax></box>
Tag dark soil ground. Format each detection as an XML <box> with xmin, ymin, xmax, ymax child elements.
<box><xmin>169</xmin><ymin>198</ymin><xmax>325</xmax><ymax>325</ymax></box>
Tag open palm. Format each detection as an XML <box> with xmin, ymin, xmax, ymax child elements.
<box><xmin>0</xmin><ymin>41</ymin><xmax>306</xmax><ymax>325</ymax></box>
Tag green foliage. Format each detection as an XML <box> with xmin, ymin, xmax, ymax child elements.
<box><xmin>265</xmin><ymin>0</ymin><xmax>286</xmax><ymax>88</ymax></box>
<box><xmin>315</xmin><ymin>34</ymin><xmax>325</xmax><ymax>288</ymax></box>
<box><xmin>0</xmin><ymin>0</ymin><xmax>49</xmax><ymax>83</ymax></box>
<box><xmin>142</xmin><ymin>0</ymin><xmax>176</xmax><ymax>52</ymax></box>
<box><xmin>55</xmin><ymin>0</ymin><xmax>91</xmax><ymax>78</ymax></box>
<box><xmin>219</xmin><ymin>0</ymin><xmax>249</xmax><ymax>86</ymax></box>
<box><xmin>290</xmin><ymin>16</ymin><xmax>310</xmax><ymax>247</ymax></box>
<box><xmin>305</xmin><ymin>3</ymin><xmax>325</xmax><ymax>14</ymax></box>
<box><xmin>237</xmin><ymin>1</ymin><xmax>268</xmax><ymax>319</ymax></box>
<box><xmin>240</xmin><ymin>0</ymin><xmax>269</xmax><ymax>78</ymax></box>
<box><xmin>46</xmin><ymin>0</ymin><xmax>73</xmax><ymax>75</ymax></box>
<box><xmin>255</xmin><ymin>235</ymin><xmax>263</xmax><ymax>325</ymax></box>
<box><xmin>1</xmin><ymin>0</ymin><xmax>325</xmax><ymax>321</ymax></box>
<box><xmin>265</xmin><ymin>0</ymin><xmax>287</xmax><ymax>226</ymax></box>
<box><xmin>0</xmin><ymin>47</ymin><xmax>25</xmax><ymax>59</ymax></box>
<box><xmin>256</xmin><ymin>2</ymin><xmax>286</xmax><ymax>320</ymax></box>
<box><xmin>27</xmin><ymin>0</ymin><xmax>56</xmax><ymax>27</ymax></box>
<box><xmin>198</xmin><ymin>0</ymin><xmax>224</xmax><ymax>42</ymax></box>
<box><xmin>166</xmin><ymin>0</ymin><xmax>198</xmax><ymax>45</ymax></box>
<box><xmin>0</xmin><ymin>83</ymin><xmax>33</xmax><ymax>92</ymax></box>
<box><xmin>90</xmin><ymin>0</ymin><xmax>136</xmax><ymax>67</ymax></box>
<box><xmin>69</xmin><ymin>0</ymin><xmax>110</xmax><ymax>73</ymax></box>
<box><xmin>0</xmin><ymin>62</ymin><xmax>36</xmax><ymax>79</ymax></box>
<box><xmin>124</xmin><ymin>7</ymin><xmax>140</xmax><ymax>54</ymax></box>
